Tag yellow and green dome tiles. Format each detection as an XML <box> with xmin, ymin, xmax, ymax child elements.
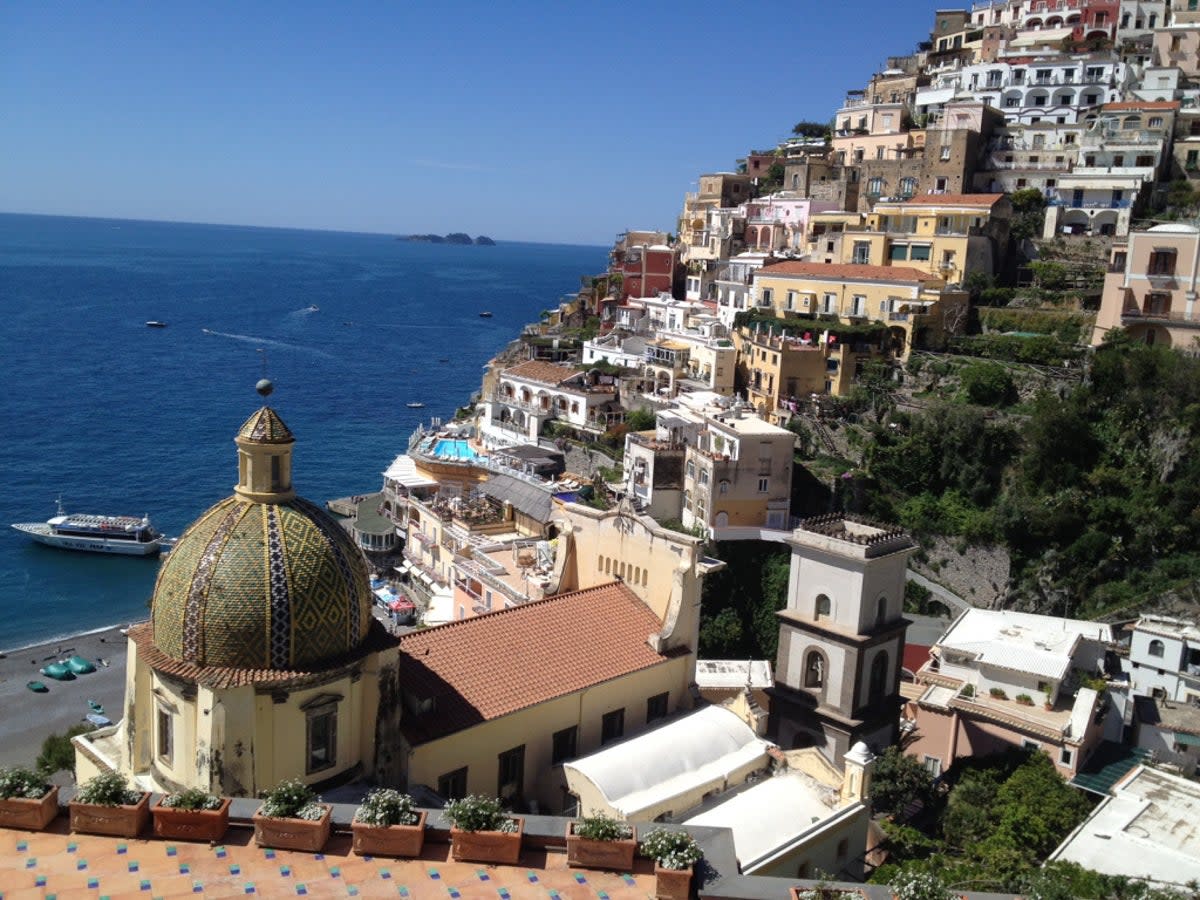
<box><xmin>151</xmin><ymin>495</ymin><xmax>371</xmax><ymax>670</ymax></box>
<box><xmin>237</xmin><ymin>407</ymin><xmax>294</xmax><ymax>444</ymax></box>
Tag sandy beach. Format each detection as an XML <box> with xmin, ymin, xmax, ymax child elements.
<box><xmin>0</xmin><ymin>625</ymin><xmax>130</xmax><ymax>771</ymax></box>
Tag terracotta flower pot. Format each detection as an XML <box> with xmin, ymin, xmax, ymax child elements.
<box><xmin>351</xmin><ymin>810</ymin><xmax>427</xmax><ymax>858</ymax></box>
<box><xmin>566</xmin><ymin>821</ymin><xmax>637</xmax><ymax>871</ymax></box>
<box><xmin>70</xmin><ymin>792</ymin><xmax>151</xmax><ymax>838</ymax></box>
<box><xmin>450</xmin><ymin>816</ymin><xmax>523</xmax><ymax>865</ymax></box>
<box><xmin>152</xmin><ymin>797</ymin><xmax>231</xmax><ymax>842</ymax></box>
<box><xmin>0</xmin><ymin>785</ymin><xmax>59</xmax><ymax>831</ymax></box>
<box><xmin>654</xmin><ymin>862</ymin><xmax>693</xmax><ymax>900</ymax></box>
<box><xmin>252</xmin><ymin>803</ymin><xmax>332</xmax><ymax>853</ymax></box>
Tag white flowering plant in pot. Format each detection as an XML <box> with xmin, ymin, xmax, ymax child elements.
<box><xmin>259</xmin><ymin>778</ymin><xmax>325</xmax><ymax>820</ymax></box>
<box><xmin>443</xmin><ymin>794</ymin><xmax>519</xmax><ymax>832</ymax></box>
<box><xmin>354</xmin><ymin>788</ymin><xmax>420</xmax><ymax>827</ymax></box>
<box><xmin>891</xmin><ymin>870</ymin><xmax>955</xmax><ymax>900</ymax></box>
<box><xmin>640</xmin><ymin>827</ymin><xmax>703</xmax><ymax>870</ymax></box>
<box><xmin>160</xmin><ymin>786</ymin><xmax>223</xmax><ymax>812</ymax></box>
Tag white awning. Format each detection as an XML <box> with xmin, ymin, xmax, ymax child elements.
<box><xmin>383</xmin><ymin>454</ymin><xmax>439</xmax><ymax>488</ymax></box>
<box><xmin>1010</xmin><ymin>26</ymin><xmax>1074</xmax><ymax>46</ymax></box>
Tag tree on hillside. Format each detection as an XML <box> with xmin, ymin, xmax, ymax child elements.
<box><xmin>792</xmin><ymin>120</ymin><xmax>830</xmax><ymax>139</ymax></box>
<box><xmin>1009</xmin><ymin>187</ymin><xmax>1047</xmax><ymax>241</ymax></box>
<box><xmin>870</xmin><ymin>746</ymin><xmax>935</xmax><ymax>818</ymax></box>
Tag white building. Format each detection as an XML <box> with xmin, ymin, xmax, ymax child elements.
<box><xmin>1049</xmin><ymin>765</ymin><xmax>1200</xmax><ymax>888</ymax></box>
<box><xmin>1128</xmin><ymin>614</ymin><xmax>1200</xmax><ymax>702</ymax></box>
<box><xmin>483</xmin><ymin>360</ymin><xmax>620</xmax><ymax>445</ymax></box>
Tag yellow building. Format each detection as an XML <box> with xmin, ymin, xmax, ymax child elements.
<box><xmin>75</xmin><ymin>383</ymin><xmax>399</xmax><ymax>797</ymax></box>
<box><xmin>749</xmin><ymin>261</ymin><xmax>968</xmax><ymax>363</ymax></box>
<box><xmin>394</xmin><ymin>501</ymin><xmax>724</xmax><ymax>813</ymax></box>
<box><xmin>840</xmin><ymin>193</ymin><xmax>1011</xmax><ymax>284</ymax></box>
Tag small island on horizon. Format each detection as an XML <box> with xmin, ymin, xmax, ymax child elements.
<box><xmin>399</xmin><ymin>232</ymin><xmax>496</xmax><ymax>246</ymax></box>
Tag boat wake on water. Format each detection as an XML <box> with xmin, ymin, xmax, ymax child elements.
<box><xmin>200</xmin><ymin>328</ymin><xmax>335</xmax><ymax>360</ymax></box>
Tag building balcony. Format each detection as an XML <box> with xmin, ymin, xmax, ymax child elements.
<box><xmin>627</xmin><ymin>432</ymin><xmax>686</xmax><ymax>452</ymax></box>
<box><xmin>1047</xmin><ymin>198</ymin><xmax>1132</xmax><ymax>208</ymax></box>
<box><xmin>1121</xmin><ymin>309</ymin><xmax>1200</xmax><ymax>329</ymax></box>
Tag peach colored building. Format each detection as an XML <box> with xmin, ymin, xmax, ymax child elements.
<box><xmin>1091</xmin><ymin>222</ymin><xmax>1200</xmax><ymax>348</ymax></box>
<box><xmin>905</xmin><ymin>609</ymin><xmax>1113</xmax><ymax>779</ymax></box>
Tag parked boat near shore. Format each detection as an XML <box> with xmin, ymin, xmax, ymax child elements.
<box><xmin>12</xmin><ymin>499</ymin><xmax>174</xmax><ymax>556</ymax></box>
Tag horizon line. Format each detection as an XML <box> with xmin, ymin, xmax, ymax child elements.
<box><xmin>0</xmin><ymin>209</ymin><xmax>611</xmax><ymax>250</ymax></box>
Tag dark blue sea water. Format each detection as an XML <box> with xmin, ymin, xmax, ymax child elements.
<box><xmin>0</xmin><ymin>213</ymin><xmax>605</xmax><ymax>649</ymax></box>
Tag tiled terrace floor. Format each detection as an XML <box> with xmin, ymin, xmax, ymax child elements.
<box><xmin>0</xmin><ymin>824</ymin><xmax>656</xmax><ymax>899</ymax></box>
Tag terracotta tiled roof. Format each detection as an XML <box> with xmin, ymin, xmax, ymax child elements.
<box><xmin>1102</xmin><ymin>100</ymin><xmax>1180</xmax><ymax>111</ymax></box>
<box><xmin>902</xmin><ymin>193</ymin><xmax>1005</xmax><ymax>208</ymax></box>
<box><xmin>397</xmin><ymin>582</ymin><xmax>675</xmax><ymax>745</ymax></box>
<box><xmin>128</xmin><ymin>619</ymin><xmax>398</xmax><ymax>689</ymax></box>
<box><xmin>758</xmin><ymin>261</ymin><xmax>937</xmax><ymax>284</ymax></box>
<box><xmin>503</xmin><ymin>360</ymin><xmax>578</xmax><ymax>386</ymax></box>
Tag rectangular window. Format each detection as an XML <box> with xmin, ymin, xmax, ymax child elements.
<box><xmin>497</xmin><ymin>744</ymin><xmax>525</xmax><ymax>800</ymax></box>
<box><xmin>852</xmin><ymin>241</ymin><xmax>871</xmax><ymax>264</ymax></box>
<box><xmin>438</xmin><ymin>766</ymin><xmax>468</xmax><ymax>800</ymax></box>
<box><xmin>889</xmin><ymin>244</ymin><xmax>909</xmax><ymax>261</ymax></box>
<box><xmin>909</xmin><ymin>245</ymin><xmax>931</xmax><ymax>261</ymax></box>
<box><xmin>1060</xmin><ymin>747</ymin><xmax>1074</xmax><ymax>766</ymax></box>
<box><xmin>157</xmin><ymin>707</ymin><xmax>173</xmax><ymax>765</ymax></box>
<box><xmin>647</xmin><ymin>692</ymin><xmax>669</xmax><ymax>723</ymax></box>
<box><xmin>759</xmin><ymin>287</ymin><xmax>773</xmax><ymax>307</ymax></box>
<box><xmin>786</xmin><ymin>290</ymin><xmax>797</xmax><ymax>310</ymax></box>
<box><xmin>306</xmin><ymin>707</ymin><xmax>337</xmax><ymax>774</ymax></box>
<box><xmin>1022</xmin><ymin>739</ymin><xmax>1040</xmax><ymax>752</ymax></box>
<box><xmin>1149</xmin><ymin>250</ymin><xmax>1177</xmax><ymax>276</ymax></box>
<box><xmin>552</xmin><ymin>726</ymin><xmax>578</xmax><ymax>765</ymax></box>
<box><xmin>757</xmin><ymin>477</ymin><xmax>769</xmax><ymax>493</ymax></box>
<box><xmin>923</xmin><ymin>755</ymin><xmax>942</xmax><ymax>778</ymax></box>
<box><xmin>601</xmin><ymin>709</ymin><xmax>625</xmax><ymax>745</ymax></box>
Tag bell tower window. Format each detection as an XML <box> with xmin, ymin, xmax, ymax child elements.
<box><xmin>804</xmin><ymin>651</ymin><xmax>826</xmax><ymax>689</ymax></box>
<box><xmin>815</xmin><ymin>594</ymin><xmax>831</xmax><ymax>620</ymax></box>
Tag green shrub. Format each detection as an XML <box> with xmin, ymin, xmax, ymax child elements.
<box><xmin>36</xmin><ymin>723</ymin><xmax>94</xmax><ymax>776</ymax></box>
<box><xmin>574</xmin><ymin>813</ymin><xmax>633</xmax><ymax>842</ymax></box>
<box><xmin>959</xmin><ymin>361</ymin><xmax>1017</xmax><ymax>407</ymax></box>
<box><xmin>989</xmin><ymin>687</ymin><xmax>1008</xmax><ymax>699</ymax></box>
<box><xmin>161</xmin><ymin>787</ymin><xmax>222</xmax><ymax>811</ymax></box>
<box><xmin>0</xmin><ymin>765</ymin><xmax>50</xmax><ymax>800</ymax></box>
<box><xmin>443</xmin><ymin>794</ymin><xmax>517</xmax><ymax>832</ymax></box>
<box><xmin>76</xmin><ymin>771</ymin><xmax>141</xmax><ymax>807</ymax></box>
<box><xmin>259</xmin><ymin>778</ymin><xmax>325</xmax><ymax>820</ymax></box>
<box><xmin>640</xmin><ymin>827</ymin><xmax>702</xmax><ymax>869</ymax></box>
<box><xmin>355</xmin><ymin>788</ymin><xmax>420</xmax><ymax>827</ymax></box>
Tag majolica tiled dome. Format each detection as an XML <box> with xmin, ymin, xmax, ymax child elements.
<box><xmin>150</xmin><ymin>403</ymin><xmax>372</xmax><ymax>671</ymax></box>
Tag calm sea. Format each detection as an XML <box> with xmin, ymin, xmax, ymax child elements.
<box><xmin>0</xmin><ymin>213</ymin><xmax>605</xmax><ymax>649</ymax></box>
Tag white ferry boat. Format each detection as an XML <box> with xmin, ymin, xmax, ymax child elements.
<box><xmin>12</xmin><ymin>500</ymin><xmax>172</xmax><ymax>556</ymax></box>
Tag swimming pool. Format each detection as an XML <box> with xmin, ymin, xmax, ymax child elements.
<box><xmin>431</xmin><ymin>439</ymin><xmax>480</xmax><ymax>461</ymax></box>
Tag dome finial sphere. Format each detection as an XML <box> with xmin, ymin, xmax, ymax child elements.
<box><xmin>256</xmin><ymin>378</ymin><xmax>274</xmax><ymax>398</ymax></box>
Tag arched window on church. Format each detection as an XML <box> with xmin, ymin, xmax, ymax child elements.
<box><xmin>815</xmin><ymin>594</ymin><xmax>831</xmax><ymax>620</ymax></box>
<box><xmin>876</xmin><ymin>596</ymin><xmax>888</xmax><ymax>626</ymax></box>
<box><xmin>869</xmin><ymin>652</ymin><xmax>890</xmax><ymax>698</ymax></box>
<box><xmin>804</xmin><ymin>651</ymin><xmax>825</xmax><ymax>689</ymax></box>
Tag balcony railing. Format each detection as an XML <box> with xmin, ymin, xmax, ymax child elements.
<box><xmin>1121</xmin><ymin>309</ymin><xmax>1200</xmax><ymax>329</ymax></box>
<box><xmin>1047</xmin><ymin>198</ymin><xmax>1132</xmax><ymax>208</ymax></box>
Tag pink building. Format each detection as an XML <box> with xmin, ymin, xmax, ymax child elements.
<box><xmin>1091</xmin><ymin>223</ymin><xmax>1200</xmax><ymax>347</ymax></box>
<box><xmin>741</xmin><ymin>193</ymin><xmax>841</xmax><ymax>253</ymax></box>
<box><xmin>904</xmin><ymin>609</ymin><xmax>1113</xmax><ymax>779</ymax></box>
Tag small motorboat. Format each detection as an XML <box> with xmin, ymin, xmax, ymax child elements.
<box><xmin>85</xmin><ymin>712</ymin><xmax>113</xmax><ymax>728</ymax></box>
<box><xmin>307</xmin><ymin>304</ymin><xmax>320</xmax><ymax>312</ymax></box>
<box><xmin>406</xmin><ymin>402</ymin><xmax>426</xmax><ymax>409</ymax></box>
<box><xmin>479</xmin><ymin>311</ymin><xmax>493</xmax><ymax>318</ymax></box>
<box><xmin>146</xmin><ymin>320</ymin><xmax>167</xmax><ymax>328</ymax></box>
<box><xmin>26</xmin><ymin>680</ymin><xmax>48</xmax><ymax>693</ymax></box>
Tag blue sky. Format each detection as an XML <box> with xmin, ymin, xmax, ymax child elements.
<box><xmin>1</xmin><ymin>2</ymin><xmax>940</xmax><ymax>245</ymax></box>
